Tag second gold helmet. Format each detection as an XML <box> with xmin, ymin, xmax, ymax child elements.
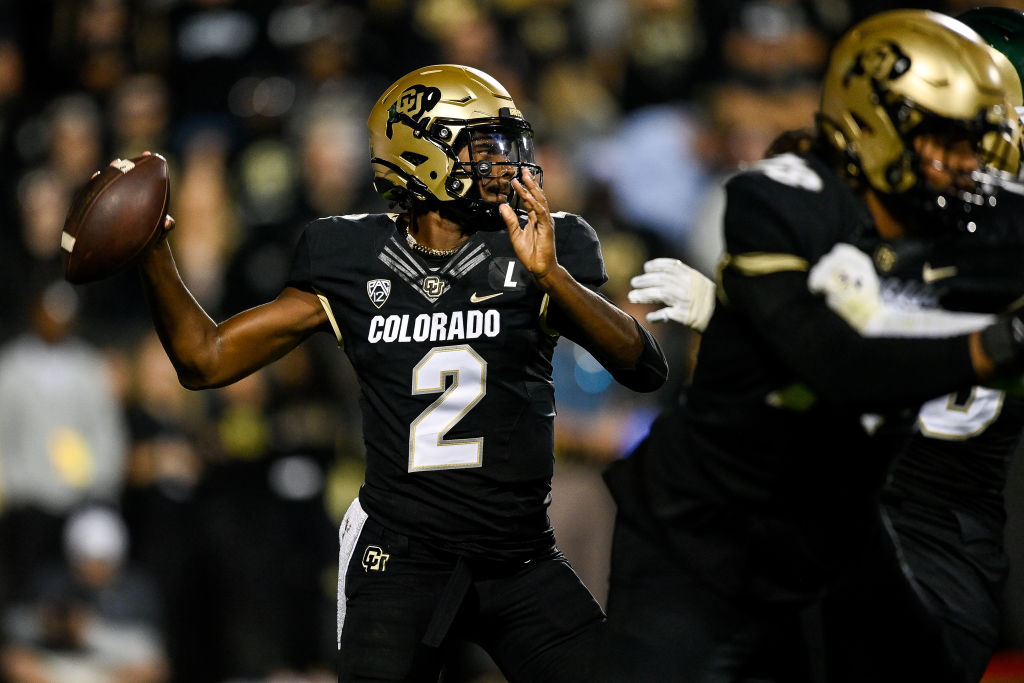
<box><xmin>819</xmin><ymin>9</ymin><xmax>1021</xmax><ymax>199</ymax></box>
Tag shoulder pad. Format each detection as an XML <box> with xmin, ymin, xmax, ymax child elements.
<box><xmin>724</xmin><ymin>153</ymin><xmax>870</xmax><ymax>259</ymax></box>
<box><xmin>551</xmin><ymin>211</ymin><xmax>606</xmax><ymax>287</ymax></box>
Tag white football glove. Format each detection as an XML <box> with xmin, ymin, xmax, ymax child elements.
<box><xmin>628</xmin><ymin>258</ymin><xmax>716</xmax><ymax>332</ymax></box>
<box><xmin>807</xmin><ymin>243</ymin><xmax>882</xmax><ymax>333</ymax></box>
<box><xmin>808</xmin><ymin>243</ymin><xmax>994</xmax><ymax>337</ymax></box>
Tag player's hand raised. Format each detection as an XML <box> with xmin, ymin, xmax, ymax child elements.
<box><xmin>500</xmin><ymin>168</ymin><xmax>558</xmax><ymax>285</ymax></box>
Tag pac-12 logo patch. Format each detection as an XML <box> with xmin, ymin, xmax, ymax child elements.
<box><xmin>362</xmin><ymin>545</ymin><xmax>390</xmax><ymax>572</ymax></box>
<box><xmin>367</xmin><ymin>279</ymin><xmax>391</xmax><ymax>308</ymax></box>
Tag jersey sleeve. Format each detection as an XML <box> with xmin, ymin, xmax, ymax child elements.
<box><xmin>719</xmin><ymin>160</ymin><xmax>836</xmax><ymax>263</ymax></box>
<box><xmin>286</xmin><ymin>216</ymin><xmax>353</xmax><ymax>294</ymax></box>
<box><xmin>546</xmin><ymin>212</ymin><xmax>667</xmax><ymax>392</ymax></box>
<box><xmin>286</xmin><ymin>227</ymin><xmax>314</xmax><ymax>292</ymax></box>
<box><xmin>552</xmin><ymin>212</ymin><xmax>608</xmax><ymax>289</ymax></box>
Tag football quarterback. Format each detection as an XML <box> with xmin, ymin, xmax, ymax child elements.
<box><xmin>131</xmin><ymin>63</ymin><xmax>667</xmax><ymax>683</ymax></box>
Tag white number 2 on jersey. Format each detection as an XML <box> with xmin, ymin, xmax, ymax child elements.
<box><xmin>409</xmin><ymin>345</ymin><xmax>487</xmax><ymax>471</ymax></box>
<box><xmin>916</xmin><ymin>386</ymin><xmax>1005</xmax><ymax>440</ymax></box>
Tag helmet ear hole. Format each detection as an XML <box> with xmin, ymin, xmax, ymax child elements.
<box><xmin>850</xmin><ymin>113</ymin><xmax>872</xmax><ymax>136</ymax></box>
<box><xmin>401</xmin><ymin>152</ymin><xmax>428</xmax><ymax>166</ymax></box>
<box><xmin>373</xmin><ymin>178</ymin><xmax>410</xmax><ymax>205</ymax></box>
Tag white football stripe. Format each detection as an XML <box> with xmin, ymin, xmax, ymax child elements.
<box><xmin>109</xmin><ymin>158</ymin><xmax>135</xmax><ymax>173</ymax></box>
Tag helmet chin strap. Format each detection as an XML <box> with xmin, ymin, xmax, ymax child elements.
<box><xmin>440</xmin><ymin>169</ymin><xmax>516</xmax><ymax>230</ymax></box>
<box><xmin>415</xmin><ymin>195</ymin><xmax>507</xmax><ymax>232</ymax></box>
<box><xmin>440</xmin><ymin>199</ymin><xmax>507</xmax><ymax>231</ymax></box>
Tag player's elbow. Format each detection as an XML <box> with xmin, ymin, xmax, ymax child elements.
<box><xmin>171</xmin><ymin>352</ymin><xmax>224</xmax><ymax>390</ymax></box>
<box><xmin>176</xmin><ymin>368</ymin><xmax>215</xmax><ymax>391</ymax></box>
<box><xmin>165</xmin><ymin>331</ymin><xmax>236</xmax><ymax>390</ymax></box>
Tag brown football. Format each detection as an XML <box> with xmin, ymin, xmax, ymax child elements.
<box><xmin>61</xmin><ymin>153</ymin><xmax>170</xmax><ymax>284</ymax></box>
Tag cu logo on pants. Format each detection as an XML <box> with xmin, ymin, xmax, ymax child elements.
<box><xmin>362</xmin><ymin>545</ymin><xmax>390</xmax><ymax>572</ymax></box>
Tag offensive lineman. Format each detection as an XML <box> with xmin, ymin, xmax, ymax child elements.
<box><xmin>598</xmin><ymin>10</ymin><xmax>1024</xmax><ymax>682</ymax></box>
<box><xmin>622</xmin><ymin>9</ymin><xmax>1024</xmax><ymax>680</ymax></box>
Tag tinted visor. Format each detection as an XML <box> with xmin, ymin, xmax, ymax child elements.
<box><xmin>461</xmin><ymin>126</ymin><xmax>539</xmax><ymax>177</ymax></box>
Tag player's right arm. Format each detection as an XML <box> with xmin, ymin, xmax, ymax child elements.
<box><xmin>138</xmin><ymin>231</ymin><xmax>329</xmax><ymax>390</ymax></box>
<box><xmin>633</xmin><ymin>247</ymin><xmax>996</xmax><ymax>339</ymax></box>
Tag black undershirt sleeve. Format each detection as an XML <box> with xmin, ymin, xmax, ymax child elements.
<box><xmin>547</xmin><ymin>291</ymin><xmax>669</xmax><ymax>394</ymax></box>
<box><xmin>606</xmin><ymin>317</ymin><xmax>669</xmax><ymax>393</ymax></box>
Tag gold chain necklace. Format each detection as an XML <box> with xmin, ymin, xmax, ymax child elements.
<box><xmin>406</xmin><ymin>227</ymin><xmax>460</xmax><ymax>257</ymax></box>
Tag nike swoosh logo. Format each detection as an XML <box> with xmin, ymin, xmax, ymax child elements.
<box><xmin>470</xmin><ymin>292</ymin><xmax>504</xmax><ymax>303</ymax></box>
<box><xmin>922</xmin><ymin>263</ymin><xmax>958</xmax><ymax>283</ymax></box>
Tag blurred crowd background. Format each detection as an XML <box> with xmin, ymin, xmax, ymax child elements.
<box><xmin>2</xmin><ymin>0</ymin><xmax>1024</xmax><ymax>681</ymax></box>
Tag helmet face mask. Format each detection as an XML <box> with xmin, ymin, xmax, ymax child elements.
<box><xmin>452</xmin><ymin>126</ymin><xmax>541</xmax><ymax>213</ymax></box>
<box><xmin>959</xmin><ymin>7</ymin><xmax>1024</xmax><ymax>182</ymax></box>
<box><xmin>819</xmin><ymin>9</ymin><xmax>1022</xmax><ymax>231</ymax></box>
<box><xmin>369</xmin><ymin>65</ymin><xmax>542</xmax><ymax>228</ymax></box>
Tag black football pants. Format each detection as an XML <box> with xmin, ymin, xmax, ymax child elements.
<box><xmin>336</xmin><ymin>498</ymin><xmax>605</xmax><ymax>682</ymax></box>
<box><xmin>595</xmin><ymin>516</ymin><xmax>820</xmax><ymax>683</ymax></box>
<box><xmin>596</xmin><ymin>513</ymin><xmax>971</xmax><ymax>683</ymax></box>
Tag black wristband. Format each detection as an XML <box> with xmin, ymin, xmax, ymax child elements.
<box><xmin>980</xmin><ymin>314</ymin><xmax>1024</xmax><ymax>374</ymax></box>
<box><xmin>608</xmin><ymin>319</ymin><xmax>669</xmax><ymax>393</ymax></box>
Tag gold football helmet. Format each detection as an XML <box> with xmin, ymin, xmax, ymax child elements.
<box><xmin>368</xmin><ymin>64</ymin><xmax>541</xmax><ymax>225</ymax></box>
<box><xmin>960</xmin><ymin>7</ymin><xmax>1024</xmax><ymax>183</ymax></box>
<box><xmin>819</xmin><ymin>9</ymin><xmax>1021</xmax><ymax>199</ymax></box>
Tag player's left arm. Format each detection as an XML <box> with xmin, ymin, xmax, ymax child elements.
<box><xmin>628</xmin><ymin>248</ymin><xmax>995</xmax><ymax>338</ymax></box>
<box><xmin>499</xmin><ymin>169</ymin><xmax>668</xmax><ymax>392</ymax></box>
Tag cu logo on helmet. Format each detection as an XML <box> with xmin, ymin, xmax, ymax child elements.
<box><xmin>856</xmin><ymin>41</ymin><xmax>910</xmax><ymax>82</ymax></box>
<box><xmin>362</xmin><ymin>545</ymin><xmax>390</xmax><ymax>572</ymax></box>
<box><xmin>396</xmin><ymin>85</ymin><xmax>441</xmax><ymax>121</ymax></box>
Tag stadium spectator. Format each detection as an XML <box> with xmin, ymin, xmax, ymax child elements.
<box><xmin>1</xmin><ymin>505</ymin><xmax>168</xmax><ymax>683</ymax></box>
<box><xmin>0</xmin><ymin>281</ymin><xmax>128</xmax><ymax>605</ymax></box>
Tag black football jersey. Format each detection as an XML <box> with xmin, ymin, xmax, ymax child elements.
<box><xmin>879</xmin><ymin>188</ymin><xmax>1024</xmax><ymax>314</ymax></box>
<box><xmin>878</xmin><ymin>190</ymin><xmax>1024</xmax><ymax>529</ymax></box>
<box><xmin>689</xmin><ymin>152</ymin><xmax>976</xmax><ymax>477</ymax></box>
<box><xmin>288</xmin><ymin>211</ymin><xmax>607</xmax><ymax>560</ymax></box>
<box><xmin>884</xmin><ymin>391</ymin><xmax>1024</xmax><ymax>526</ymax></box>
